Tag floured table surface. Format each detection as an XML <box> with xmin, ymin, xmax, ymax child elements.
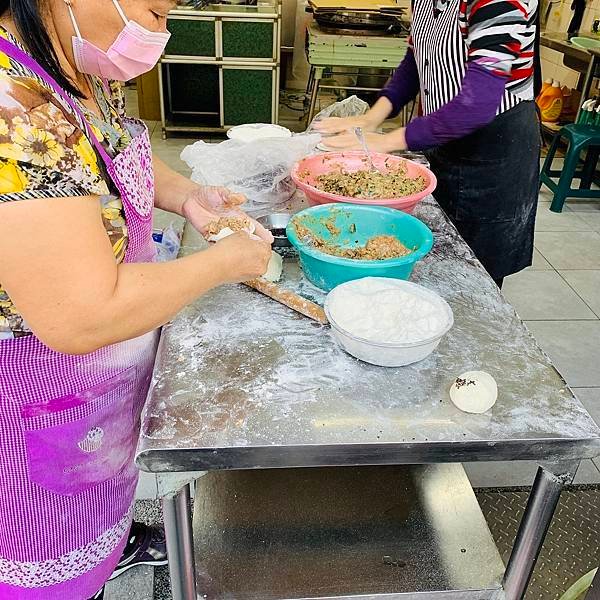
<box><xmin>137</xmin><ymin>197</ymin><xmax>600</xmax><ymax>472</ymax></box>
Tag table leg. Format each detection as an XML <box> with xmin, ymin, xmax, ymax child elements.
<box><xmin>307</xmin><ymin>68</ymin><xmax>322</xmax><ymax>124</ymax></box>
<box><xmin>162</xmin><ymin>483</ymin><xmax>197</xmax><ymax>600</ymax></box>
<box><xmin>503</xmin><ymin>461</ymin><xmax>578</xmax><ymax>600</ymax></box>
<box><xmin>306</xmin><ymin>66</ymin><xmax>315</xmax><ymax>98</ymax></box>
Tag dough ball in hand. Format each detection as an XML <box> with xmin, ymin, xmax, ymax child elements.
<box><xmin>449</xmin><ymin>371</ymin><xmax>498</xmax><ymax>414</ymax></box>
<box><xmin>207</xmin><ymin>220</ymin><xmax>256</xmax><ymax>243</ymax></box>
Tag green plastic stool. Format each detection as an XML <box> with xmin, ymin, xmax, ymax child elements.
<box><xmin>540</xmin><ymin>123</ymin><xmax>600</xmax><ymax>213</ymax></box>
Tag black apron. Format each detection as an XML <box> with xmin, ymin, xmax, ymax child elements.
<box><xmin>425</xmin><ymin>101</ymin><xmax>541</xmax><ymax>281</ymax></box>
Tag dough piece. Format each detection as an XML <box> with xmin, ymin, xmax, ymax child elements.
<box><xmin>207</xmin><ymin>221</ymin><xmax>256</xmax><ymax>243</ymax></box>
<box><xmin>449</xmin><ymin>371</ymin><xmax>498</xmax><ymax>414</ymax></box>
<box><xmin>206</xmin><ymin>222</ymin><xmax>282</xmax><ymax>282</ymax></box>
<box><xmin>263</xmin><ymin>251</ymin><xmax>283</xmax><ymax>282</ymax></box>
<box><xmin>207</xmin><ymin>226</ymin><xmax>236</xmax><ymax>242</ymax></box>
<box><xmin>205</xmin><ymin>219</ymin><xmax>281</xmax><ymax>282</ymax></box>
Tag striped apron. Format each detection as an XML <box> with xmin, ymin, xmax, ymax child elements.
<box><xmin>0</xmin><ymin>38</ymin><xmax>159</xmax><ymax>599</ymax></box>
<box><xmin>411</xmin><ymin>0</ymin><xmax>541</xmax><ymax>281</ymax></box>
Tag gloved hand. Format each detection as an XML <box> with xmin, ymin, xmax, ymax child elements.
<box><xmin>182</xmin><ymin>185</ymin><xmax>273</xmax><ymax>243</ymax></box>
<box><xmin>321</xmin><ymin>130</ymin><xmax>403</xmax><ymax>153</ymax></box>
<box><xmin>313</xmin><ymin>114</ymin><xmax>379</xmax><ymax>135</ymax></box>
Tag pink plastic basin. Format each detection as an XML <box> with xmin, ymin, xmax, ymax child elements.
<box><xmin>291</xmin><ymin>151</ymin><xmax>437</xmax><ymax>213</ymax></box>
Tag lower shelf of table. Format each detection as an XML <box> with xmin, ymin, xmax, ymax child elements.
<box><xmin>162</xmin><ymin>122</ymin><xmax>226</xmax><ymax>135</ymax></box>
<box><xmin>192</xmin><ymin>463</ymin><xmax>505</xmax><ymax>599</ymax></box>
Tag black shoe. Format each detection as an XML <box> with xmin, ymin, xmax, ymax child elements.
<box><xmin>108</xmin><ymin>522</ymin><xmax>168</xmax><ymax>580</ymax></box>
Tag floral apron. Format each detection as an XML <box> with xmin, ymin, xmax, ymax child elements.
<box><xmin>0</xmin><ymin>38</ymin><xmax>159</xmax><ymax>599</ymax></box>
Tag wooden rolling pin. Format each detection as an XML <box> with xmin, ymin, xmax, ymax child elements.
<box><xmin>243</xmin><ymin>279</ymin><xmax>329</xmax><ymax>325</ymax></box>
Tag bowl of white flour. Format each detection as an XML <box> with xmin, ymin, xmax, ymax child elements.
<box><xmin>325</xmin><ymin>277</ymin><xmax>454</xmax><ymax>367</ymax></box>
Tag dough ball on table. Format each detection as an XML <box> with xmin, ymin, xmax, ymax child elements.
<box><xmin>449</xmin><ymin>371</ymin><xmax>498</xmax><ymax>414</ymax></box>
<box><xmin>263</xmin><ymin>251</ymin><xmax>283</xmax><ymax>282</ymax></box>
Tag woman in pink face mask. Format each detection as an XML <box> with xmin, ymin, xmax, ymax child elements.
<box><xmin>0</xmin><ymin>1</ymin><xmax>273</xmax><ymax>599</ymax></box>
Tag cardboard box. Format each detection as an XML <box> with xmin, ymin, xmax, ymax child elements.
<box><xmin>136</xmin><ymin>66</ymin><xmax>161</xmax><ymax>122</ymax></box>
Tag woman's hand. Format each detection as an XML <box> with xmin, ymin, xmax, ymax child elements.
<box><xmin>0</xmin><ymin>195</ymin><xmax>273</xmax><ymax>354</ymax></box>
<box><xmin>208</xmin><ymin>231</ymin><xmax>272</xmax><ymax>283</ymax></box>
<box><xmin>322</xmin><ymin>130</ymin><xmax>407</xmax><ymax>153</ymax></box>
<box><xmin>152</xmin><ymin>156</ymin><xmax>273</xmax><ymax>242</ymax></box>
<box><xmin>182</xmin><ymin>186</ymin><xmax>273</xmax><ymax>243</ymax></box>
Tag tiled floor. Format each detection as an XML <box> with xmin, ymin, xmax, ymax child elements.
<box><xmin>495</xmin><ymin>183</ymin><xmax>600</xmax><ymax>486</ymax></box>
<box><xmin>129</xmin><ymin>87</ymin><xmax>600</xmax><ymax>490</ymax></box>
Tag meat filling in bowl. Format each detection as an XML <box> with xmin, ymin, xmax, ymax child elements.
<box><xmin>314</xmin><ymin>163</ymin><xmax>427</xmax><ymax>199</ymax></box>
<box><xmin>294</xmin><ymin>221</ymin><xmax>413</xmax><ymax>260</ymax></box>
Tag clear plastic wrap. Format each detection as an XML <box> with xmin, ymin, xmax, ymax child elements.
<box><xmin>306</xmin><ymin>95</ymin><xmax>370</xmax><ymax>133</ymax></box>
<box><xmin>180</xmin><ymin>134</ymin><xmax>320</xmax><ymax>217</ymax></box>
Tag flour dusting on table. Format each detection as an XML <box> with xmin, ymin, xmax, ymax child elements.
<box><xmin>139</xmin><ymin>198</ymin><xmax>599</xmax><ymax>456</ymax></box>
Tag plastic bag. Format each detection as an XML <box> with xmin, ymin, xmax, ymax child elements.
<box><xmin>153</xmin><ymin>223</ymin><xmax>182</xmax><ymax>262</ymax></box>
<box><xmin>306</xmin><ymin>95</ymin><xmax>370</xmax><ymax>133</ymax></box>
<box><xmin>181</xmin><ymin>134</ymin><xmax>320</xmax><ymax>217</ymax></box>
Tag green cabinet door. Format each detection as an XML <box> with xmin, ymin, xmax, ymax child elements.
<box><xmin>222</xmin><ymin>21</ymin><xmax>274</xmax><ymax>59</ymax></box>
<box><xmin>223</xmin><ymin>68</ymin><xmax>273</xmax><ymax>125</ymax></box>
<box><xmin>166</xmin><ymin>18</ymin><xmax>216</xmax><ymax>57</ymax></box>
<box><xmin>164</xmin><ymin>64</ymin><xmax>220</xmax><ymax>114</ymax></box>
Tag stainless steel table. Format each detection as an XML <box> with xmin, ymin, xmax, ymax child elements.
<box><xmin>137</xmin><ymin>197</ymin><xmax>600</xmax><ymax>600</ymax></box>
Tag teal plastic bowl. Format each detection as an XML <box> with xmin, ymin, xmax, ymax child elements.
<box><xmin>286</xmin><ymin>203</ymin><xmax>434</xmax><ymax>291</ymax></box>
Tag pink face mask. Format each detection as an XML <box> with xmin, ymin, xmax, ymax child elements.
<box><xmin>66</xmin><ymin>0</ymin><xmax>171</xmax><ymax>81</ymax></box>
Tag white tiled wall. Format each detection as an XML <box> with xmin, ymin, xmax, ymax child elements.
<box><xmin>540</xmin><ymin>45</ymin><xmax>580</xmax><ymax>89</ymax></box>
<box><xmin>539</xmin><ymin>0</ymin><xmax>600</xmax><ymax>89</ymax></box>
<box><xmin>580</xmin><ymin>0</ymin><xmax>600</xmax><ymax>35</ymax></box>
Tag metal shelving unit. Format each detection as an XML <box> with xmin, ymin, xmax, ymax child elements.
<box><xmin>160</xmin><ymin>3</ymin><xmax>282</xmax><ymax>137</ymax></box>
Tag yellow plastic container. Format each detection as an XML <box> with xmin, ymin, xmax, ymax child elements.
<box><xmin>537</xmin><ymin>81</ymin><xmax>563</xmax><ymax>122</ymax></box>
<box><xmin>536</xmin><ymin>78</ymin><xmax>552</xmax><ymax>100</ymax></box>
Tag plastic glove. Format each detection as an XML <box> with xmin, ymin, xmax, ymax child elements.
<box><xmin>322</xmin><ymin>130</ymin><xmax>402</xmax><ymax>153</ymax></box>
<box><xmin>314</xmin><ymin>115</ymin><xmax>378</xmax><ymax>135</ymax></box>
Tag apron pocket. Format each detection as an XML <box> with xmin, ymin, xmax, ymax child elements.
<box><xmin>21</xmin><ymin>367</ymin><xmax>137</xmax><ymax>496</ymax></box>
<box><xmin>456</xmin><ymin>157</ymin><xmax>520</xmax><ymax>224</ymax></box>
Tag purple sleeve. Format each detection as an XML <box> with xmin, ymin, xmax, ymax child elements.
<box><xmin>379</xmin><ymin>48</ymin><xmax>420</xmax><ymax>118</ymax></box>
<box><xmin>405</xmin><ymin>62</ymin><xmax>506</xmax><ymax>151</ymax></box>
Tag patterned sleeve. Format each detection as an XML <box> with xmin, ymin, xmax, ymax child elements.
<box><xmin>459</xmin><ymin>0</ymin><xmax>536</xmax><ymax>77</ymax></box>
<box><xmin>0</xmin><ymin>70</ymin><xmax>110</xmax><ymax>201</ymax></box>
<box><xmin>109</xmin><ymin>80</ymin><xmax>127</xmax><ymax>119</ymax></box>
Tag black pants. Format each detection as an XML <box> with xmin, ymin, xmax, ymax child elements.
<box><xmin>425</xmin><ymin>101</ymin><xmax>541</xmax><ymax>282</ymax></box>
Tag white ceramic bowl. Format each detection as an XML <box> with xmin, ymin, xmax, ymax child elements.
<box><xmin>324</xmin><ymin>278</ymin><xmax>454</xmax><ymax>367</ymax></box>
<box><xmin>226</xmin><ymin>123</ymin><xmax>292</xmax><ymax>143</ymax></box>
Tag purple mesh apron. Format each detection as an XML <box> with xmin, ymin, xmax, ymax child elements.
<box><xmin>0</xmin><ymin>38</ymin><xmax>159</xmax><ymax>599</ymax></box>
